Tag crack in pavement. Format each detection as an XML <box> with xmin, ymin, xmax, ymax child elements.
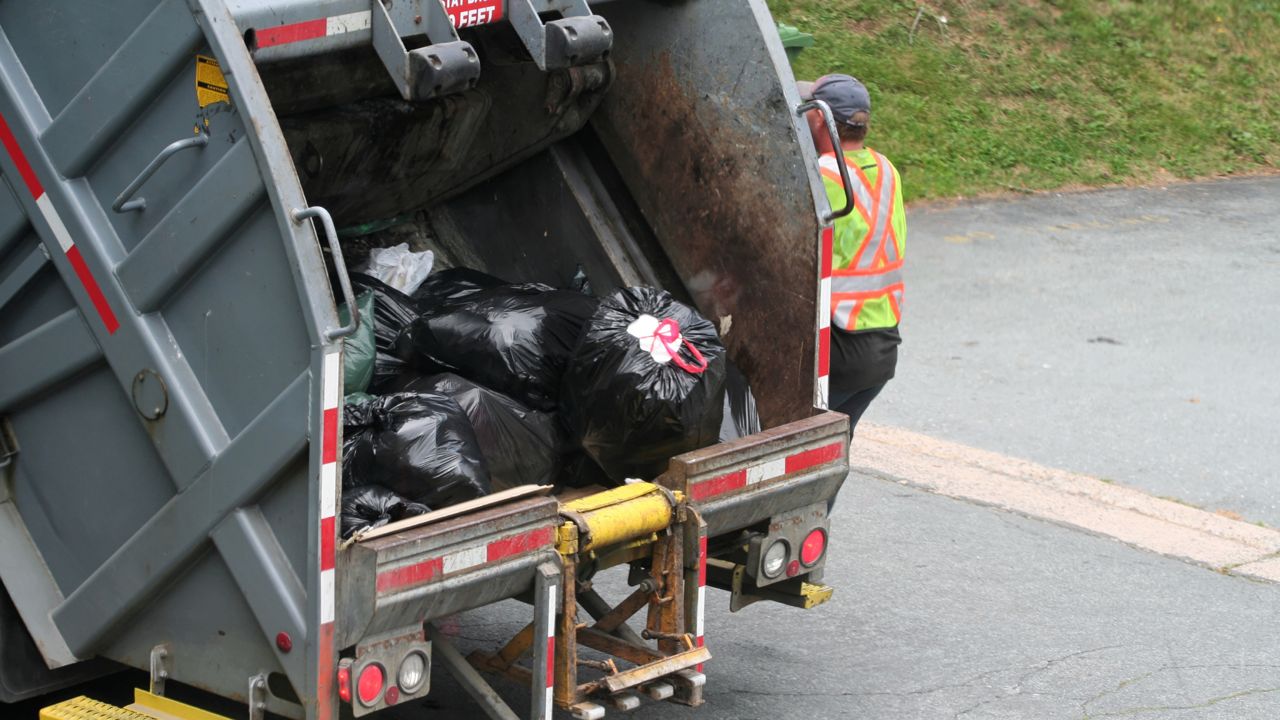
<box><xmin>1080</xmin><ymin>686</ymin><xmax>1280</xmax><ymax>718</ymax></box>
<box><xmin>1076</xmin><ymin>663</ymin><xmax>1280</xmax><ymax>719</ymax></box>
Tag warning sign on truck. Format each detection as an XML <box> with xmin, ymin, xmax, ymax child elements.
<box><xmin>195</xmin><ymin>55</ymin><xmax>229</xmax><ymax>108</ymax></box>
<box><xmin>443</xmin><ymin>0</ymin><xmax>503</xmax><ymax>29</ymax></box>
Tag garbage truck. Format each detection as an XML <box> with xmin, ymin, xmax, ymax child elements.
<box><xmin>0</xmin><ymin>0</ymin><xmax>860</xmax><ymax>718</ymax></box>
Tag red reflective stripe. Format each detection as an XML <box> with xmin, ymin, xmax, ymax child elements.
<box><xmin>487</xmin><ymin>526</ymin><xmax>555</xmax><ymax>562</ymax></box>
<box><xmin>321</xmin><ymin>407</ymin><xmax>339</xmax><ymax>463</ymax></box>
<box><xmin>698</xmin><ymin>535</ymin><xmax>708</xmax><ymax>587</ymax></box>
<box><xmin>66</xmin><ymin>245</ymin><xmax>120</xmax><ymax>334</ymax></box>
<box><xmin>820</xmin><ymin>227</ymin><xmax>833</xmax><ymax>278</ymax></box>
<box><xmin>320</xmin><ymin>516</ymin><xmax>336</xmax><ymax>572</ymax></box>
<box><xmin>256</xmin><ymin>18</ymin><xmax>327</xmax><ymax>48</ymax></box>
<box><xmin>377</xmin><ymin>557</ymin><xmax>444</xmax><ymax>592</ymax></box>
<box><xmin>0</xmin><ymin>113</ymin><xmax>43</xmax><ymax>199</ymax></box>
<box><xmin>690</xmin><ymin>469</ymin><xmax>745</xmax><ymax>501</ymax></box>
<box><xmin>785</xmin><ymin>442</ymin><xmax>844</xmax><ymax>474</ymax></box>
<box><xmin>317</xmin><ymin>622</ymin><xmax>336</xmax><ymax>720</ymax></box>
<box><xmin>818</xmin><ymin>326</ymin><xmax>830</xmax><ymax>376</ymax></box>
<box><xmin>545</xmin><ymin>636</ymin><xmax>555</xmax><ymax>687</ymax></box>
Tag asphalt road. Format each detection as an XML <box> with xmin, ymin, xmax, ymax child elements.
<box><xmin>870</xmin><ymin>175</ymin><xmax>1280</xmax><ymax>525</ymax></box>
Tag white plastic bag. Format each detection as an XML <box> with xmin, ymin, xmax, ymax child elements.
<box><xmin>360</xmin><ymin>243</ymin><xmax>434</xmax><ymax>295</ymax></box>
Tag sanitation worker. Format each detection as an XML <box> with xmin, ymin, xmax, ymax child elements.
<box><xmin>799</xmin><ymin>74</ymin><xmax>905</xmax><ymax>432</ymax></box>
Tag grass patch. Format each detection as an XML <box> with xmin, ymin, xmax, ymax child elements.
<box><xmin>769</xmin><ymin>0</ymin><xmax>1280</xmax><ymax>201</ymax></box>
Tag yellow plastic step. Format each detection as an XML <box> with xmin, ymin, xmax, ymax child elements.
<box><xmin>39</xmin><ymin>696</ymin><xmax>152</xmax><ymax>720</ymax></box>
<box><xmin>40</xmin><ymin>690</ymin><xmax>230</xmax><ymax>720</ymax></box>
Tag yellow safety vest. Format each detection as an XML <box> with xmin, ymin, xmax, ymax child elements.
<box><xmin>819</xmin><ymin>148</ymin><xmax>906</xmax><ymax>332</ymax></box>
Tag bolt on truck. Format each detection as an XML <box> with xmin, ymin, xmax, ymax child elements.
<box><xmin>0</xmin><ymin>0</ymin><xmax>860</xmax><ymax>718</ymax></box>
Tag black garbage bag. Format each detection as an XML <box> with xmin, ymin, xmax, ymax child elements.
<box><xmin>340</xmin><ymin>485</ymin><xmax>430</xmax><ymax>539</ymax></box>
<box><xmin>342</xmin><ymin>392</ymin><xmax>491</xmax><ymax>507</ymax></box>
<box><xmin>350</xmin><ymin>273</ymin><xmax>420</xmax><ymax>391</ymax></box>
<box><xmin>561</xmin><ymin>287</ymin><xmax>728</xmax><ymax>482</ymax></box>
<box><xmin>412</xmin><ymin>267</ymin><xmax>508</xmax><ymax>310</ymax></box>
<box><xmin>401</xmin><ymin>285</ymin><xmax>598</xmax><ymax>411</ymax></box>
<box><xmin>390</xmin><ymin>373</ymin><xmax>562</xmax><ymax>491</ymax></box>
<box><xmin>556</xmin><ymin>450</ymin><xmax>612</xmax><ymax>489</ymax></box>
<box><xmin>719</xmin><ymin>361</ymin><xmax>761</xmax><ymax>442</ymax></box>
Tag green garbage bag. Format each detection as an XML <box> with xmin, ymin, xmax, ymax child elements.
<box><xmin>345</xmin><ymin>392</ymin><xmax>375</xmax><ymax>406</ymax></box>
<box><xmin>340</xmin><ymin>291</ymin><xmax>376</xmax><ymax>395</ymax></box>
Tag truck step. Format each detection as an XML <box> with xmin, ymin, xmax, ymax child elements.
<box><xmin>40</xmin><ymin>690</ymin><xmax>232</xmax><ymax>720</ymax></box>
<box><xmin>40</xmin><ymin>697</ymin><xmax>152</xmax><ymax>720</ymax></box>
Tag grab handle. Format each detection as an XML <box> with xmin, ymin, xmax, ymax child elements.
<box><xmin>112</xmin><ymin>132</ymin><xmax>209</xmax><ymax>213</ymax></box>
<box><xmin>796</xmin><ymin>99</ymin><xmax>855</xmax><ymax>222</ymax></box>
<box><xmin>292</xmin><ymin>205</ymin><xmax>359</xmax><ymax>341</ymax></box>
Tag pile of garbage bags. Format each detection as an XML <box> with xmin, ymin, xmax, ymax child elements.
<box><xmin>337</xmin><ymin>255</ymin><xmax>760</xmax><ymax>536</ymax></box>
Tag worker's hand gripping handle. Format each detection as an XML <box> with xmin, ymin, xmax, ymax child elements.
<box><xmin>292</xmin><ymin>205</ymin><xmax>360</xmax><ymax>340</ymax></box>
<box><xmin>796</xmin><ymin>99</ymin><xmax>856</xmax><ymax>222</ymax></box>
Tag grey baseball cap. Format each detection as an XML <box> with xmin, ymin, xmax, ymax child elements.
<box><xmin>798</xmin><ymin>74</ymin><xmax>871</xmax><ymax>127</ymax></box>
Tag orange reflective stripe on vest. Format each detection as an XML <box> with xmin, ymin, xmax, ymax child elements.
<box><xmin>820</xmin><ymin>150</ymin><xmax>903</xmax><ymax>331</ymax></box>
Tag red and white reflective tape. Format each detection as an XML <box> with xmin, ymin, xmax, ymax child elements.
<box><xmin>376</xmin><ymin>526</ymin><xmax>556</xmax><ymax>593</ymax></box>
<box><xmin>695</xmin><ymin>531</ymin><xmax>707</xmax><ymax>672</ymax></box>
<box><xmin>688</xmin><ymin>441</ymin><xmax>845</xmax><ymax>502</ymax></box>
<box><xmin>0</xmin><ymin>113</ymin><xmax>119</xmax><ymax>335</ymax></box>
<box><xmin>542</xmin><ymin>580</ymin><xmax>555</xmax><ymax>717</ymax></box>
<box><xmin>816</xmin><ymin>226</ymin><xmax>833</xmax><ymax>409</ymax></box>
<box><xmin>254</xmin><ymin>10</ymin><xmax>372</xmax><ymax>49</ymax></box>
<box><xmin>317</xmin><ymin>350</ymin><xmax>342</xmax><ymax>720</ymax></box>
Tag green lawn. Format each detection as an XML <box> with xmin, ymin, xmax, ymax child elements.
<box><xmin>769</xmin><ymin>0</ymin><xmax>1280</xmax><ymax>202</ymax></box>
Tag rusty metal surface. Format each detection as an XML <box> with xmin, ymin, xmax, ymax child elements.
<box><xmin>592</xmin><ymin>0</ymin><xmax>826</xmax><ymax>428</ymax></box>
<box><xmin>597</xmin><ymin>645</ymin><xmax>711</xmax><ymax>695</ymax></box>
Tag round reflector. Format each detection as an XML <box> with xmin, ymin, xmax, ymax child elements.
<box><xmin>800</xmin><ymin>528</ymin><xmax>827</xmax><ymax>566</ymax></box>
<box><xmin>398</xmin><ymin>651</ymin><xmax>428</xmax><ymax>693</ymax></box>
<box><xmin>357</xmin><ymin>663</ymin><xmax>385</xmax><ymax>706</ymax></box>
<box><xmin>761</xmin><ymin>540</ymin><xmax>788</xmax><ymax>578</ymax></box>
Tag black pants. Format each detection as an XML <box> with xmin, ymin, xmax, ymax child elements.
<box><xmin>830</xmin><ymin>382</ymin><xmax>886</xmax><ymax>435</ymax></box>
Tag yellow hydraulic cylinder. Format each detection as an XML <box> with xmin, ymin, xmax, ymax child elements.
<box><xmin>559</xmin><ymin>482</ymin><xmax>676</xmax><ymax>553</ymax></box>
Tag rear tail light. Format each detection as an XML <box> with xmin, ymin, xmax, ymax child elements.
<box><xmin>337</xmin><ymin>663</ymin><xmax>352</xmax><ymax>703</ymax></box>
<box><xmin>800</xmin><ymin>528</ymin><xmax>827</xmax><ymax>566</ymax></box>
<box><xmin>761</xmin><ymin>539</ymin><xmax>789</xmax><ymax>578</ymax></box>
<box><xmin>357</xmin><ymin>663</ymin><xmax>386</xmax><ymax>707</ymax></box>
<box><xmin>398</xmin><ymin>650</ymin><xmax>428</xmax><ymax>693</ymax></box>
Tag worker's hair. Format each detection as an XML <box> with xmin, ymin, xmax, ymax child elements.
<box><xmin>839</xmin><ymin>111</ymin><xmax>869</xmax><ymax>143</ymax></box>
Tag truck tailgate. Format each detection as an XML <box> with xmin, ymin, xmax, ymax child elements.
<box><xmin>660</xmin><ymin>412</ymin><xmax>850</xmax><ymax>537</ymax></box>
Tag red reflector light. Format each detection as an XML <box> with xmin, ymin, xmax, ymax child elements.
<box><xmin>357</xmin><ymin>663</ymin><xmax>385</xmax><ymax>706</ymax></box>
<box><xmin>785</xmin><ymin>559</ymin><xmax>800</xmax><ymax>577</ymax></box>
<box><xmin>337</xmin><ymin>665</ymin><xmax>352</xmax><ymax>703</ymax></box>
<box><xmin>800</xmin><ymin>528</ymin><xmax>827</xmax><ymax>566</ymax></box>
<box><xmin>385</xmin><ymin>685</ymin><xmax>400</xmax><ymax>706</ymax></box>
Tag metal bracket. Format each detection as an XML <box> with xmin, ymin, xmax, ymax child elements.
<box><xmin>149</xmin><ymin>644</ymin><xmax>171</xmax><ymax>696</ymax></box>
<box><xmin>370</xmin><ymin>0</ymin><xmax>480</xmax><ymax>100</ymax></box>
<box><xmin>248</xmin><ymin>673</ymin><xmax>268</xmax><ymax>720</ymax></box>
<box><xmin>509</xmin><ymin>0</ymin><xmax>612</xmax><ymax>71</ymax></box>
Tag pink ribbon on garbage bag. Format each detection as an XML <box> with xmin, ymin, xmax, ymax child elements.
<box><xmin>655</xmin><ymin>318</ymin><xmax>708</xmax><ymax>374</ymax></box>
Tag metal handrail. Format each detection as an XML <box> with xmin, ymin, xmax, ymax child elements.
<box><xmin>796</xmin><ymin>99</ymin><xmax>856</xmax><ymax>222</ymax></box>
<box><xmin>112</xmin><ymin>132</ymin><xmax>209</xmax><ymax>213</ymax></box>
<box><xmin>292</xmin><ymin>205</ymin><xmax>359</xmax><ymax>340</ymax></box>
